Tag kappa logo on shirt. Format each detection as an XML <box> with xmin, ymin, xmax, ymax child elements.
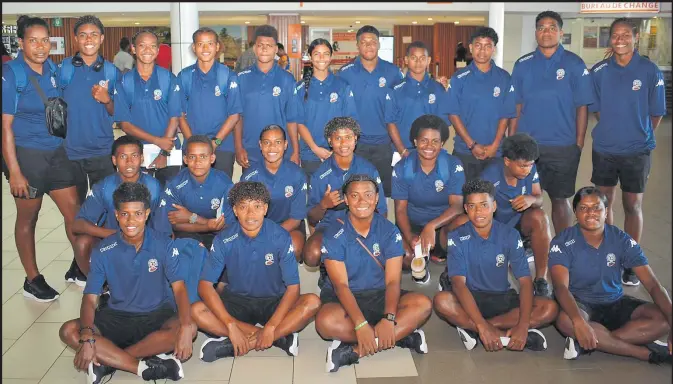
<box><xmin>148</xmin><ymin>258</ymin><xmax>159</xmax><ymax>272</ymax></box>
<box><xmin>376</xmin><ymin>177</ymin><xmax>381</xmax><ymax>184</ymax></box>
<box><xmin>533</xmin><ymin>172</ymin><xmax>539</xmax><ymax>181</ymax></box>
<box><xmin>172</xmin><ymin>248</ymin><xmax>179</xmax><ymax>258</ymax></box>
<box><xmin>565</xmin><ymin>239</ymin><xmax>575</xmax><ymax>246</ymax></box>
<box><xmin>395</xmin><ymin>233</ymin><xmax>402</xmax><ymax>242</ymax></box>
<box><xmin>288</xmin><ymin>244</ymin><xmax>294</xmax><ymax>254</ymax></box>
<box><xmin>606</xmin><ymin>253</ymin><xmax>616</xmax><ymax>267</ymax></box>
<box><xmin>582</xmin><ymin>68</ymin><xmax>589</xmax><ymax>76</ymax></box>
<box><xmin>154</xmin><ymin>89</ymin><xmax>163</xmax><ymax>101</ymax></box>
<box><xmin>285</xmin><ymin>185</ymin><xmax>294</xmax><ymax>198</ymax></box>
<box><xmin>434</xmin><ymin>180</ymin><xmax>444</xmax><ymax>192</ymax></box>
<box><xmin>509</xmin><ymin>85</ymin><xmax>514</xmax><ymax>92</ymax></box>
<box><xmin>321</xmin><ymin>246</ymin><xmax>328</xmax><ymax>254</ymax></box>
<box><xmin>517</xmin><ymin>239</ymin><xmax>524</xmax><ymax>249</ymax></box>
<box><xmin>229</xmin><ymin>81</ymin><xmax>238</xmax><ymax>89</ymax></box>
<box><xmin>379</xmin><ymin>77</ymin><xmax>387</xmax><ymax>87</ymax></box>
<box><xmin>428</xmin><ymin>93</ymin><xmax>436</xmax><ymax>104</ymax></box>
<box><xmin>385</xmin><ymin>93</ymin><xmax>391</xmax><ymax>100</ymax></box>
<box><xmin>301</xmin><ymin>183</ymin><xmax>308</xmax><ymax>191</ymax></box>
<box><xmin>272</xmin><ymin>86</ymin><xmax>281</xmax><ymax>97</ymax></box>
<box><xmin>495</xmin><ymin>254</ymin><xmax>505</xmax><ymax>267</ymax></box>
<box><xmin>656</xmin><ymin>78</ymin><xmax>664</xmax><ymax>87</ymax></box>
<box><xmin>629</xmin><ymin>239</ymin><xmax>637</xmax><ymax>247</ymax></box>
<box><xmin>211</xmin><ymin>198</ymin><xmax>221</xmax><ymax>210</ymax></box>
<box><xmin>550</xmin><ymin>245</ymin><xmax>562</xmax><ymax>253</ymax></box>
<box><xmin>210</xmin><ymin>243</ymin><xmax>215</xmax><ymax>252</ymax></box>
<box><xmin>372</xmin><ymin>243</ymin><xmax>381</xmax><ymax>257</ymax></box>
<box><xmin>556</xmin><ymin>68</ymin><xmax>565</xmax><ymax>80</ymax></box>
<box><xmin>632</xmin><ymin>79</ymin><xmax>642</xmax><ymax>91</ymax></box>
<box><xmin>160</xmin><ymin>199</ymin><xmax>166</xmax><ymax>207</ymax></box>
<box><xmin>86</xmin><ymin>190</ymin><xmax>94</xmax><ymax>198</ymax></box>
<box><xmin>455</xmin><ymin>165</ymin><xmax>464</xmax><ymax>173</ymax></box>
<box><xmin>447</xmin><ymin>239</ymin><xmax>456</xmax><ymax>247</ymax></box>
<box><xmin>349</xmin><ymin>90</ymin><xmax>354</xmax><ymax>97</ymax></box>
<box><xmin>100</xmin><ymin>242</ymin><xmax>118</xmax><ymax>253</ymax></box>
<box><xmin>392</xmin><ymin>170</ymin><xmax>397</xmax><ymax>178</ymax></box>
<box><xmin>214</xmin><ymin>85</ymin><xmax>222</xmax><ymax>97</ymax></box>
<box><xmin>264</xmin><ymin>253</ymin><xmax>274</xmax><ymax>266</ymax></box>
<box><xmin>330</xmin><ymin>92</ymin><xmax>339</xmax><ymax>103</ymax></box>
<box><xmin>493</xmin><ymin>86</ymin><xmax>501</xmax><ymax>97</ymax></box>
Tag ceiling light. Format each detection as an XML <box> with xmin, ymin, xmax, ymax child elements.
<box><xmin>347</xmin><ymin>29</ymin><xmax>354</xmax><ymax>33</ymax></box>
<box><xmin>355</xmin><ymin>21</ymin><xmax>360</xmax><ymax>24</ymax></box>
<box><xmin>245</xmin><ymin>21</ymin><xmax>250</xmax><ymax>24</ymax></box>
<box><xmin>455</xmin><ymin>21</ymin><xmax>460</xmax><ymax>25</ymax></box>
<box><xmin>412</xmin><ymin>21</ymin><xmax>418</xmax><ymax>24</ymax></box>
<box><xmin>134</xmin><ymin>22</ymin><xmax>140</xmax><ymax>25</ymax></box>
<box><xmin>428</xmin><ymin>18</ymin><xmax>433</xmax><ymax>21</ymax></box>
<box><xmin>300</xmin><ymin>20</ymin><xmax>305</xmax><ymax>24</ymax></box>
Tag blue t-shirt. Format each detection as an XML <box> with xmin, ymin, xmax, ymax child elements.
<box><xmin>241</xmin><ymin>160</ymin><xmax>308</xmax><ymax>224</ymax></box>
<box><xmin>84</xmin><ymin>228</ymin><xmax>186</xmax><ymax>313</ymax></box>
<box><xmin>548</xmin><ymin>224</ymin><xmax>648</xmax><ymax>304</ymax></box>
<box><xmin>113</xmin><ymin>66</ymin><xmax>183</xmax><ymax>148</ymax></box>
<box><xmin>201</xmin><ymin>219</ymin><xmax>300</xmax><ymax>297</ymax></box>
<box><xmin>385</xmin><ymin>73</ymin><xmax>451</xmax><ymax>149</ymax></box>
<box><xmin>338</xmin><ymin>57</ymin><xmax>404</xmax><ymax>144</ymax></box>
<box><xmin>172</xmin><ymin>237</ymin><xmax>208</xmax><ymax>304</ymax></box>
<box><xmin>293</xmin><ymin>73</ymin><xmax>357</xmax><ymax>162</ymax></box>
<box><xmin>308</xmin><ymin>155</ymin><xmax>387</xmax><ymax>227</ymax></box>
<box><xmin>391</xmin><ymin>150</ymin><xmax>465</xmax><ymax>226</ymax></box>
<box><xmin>511</xmin><ymin>45</ymin><xmax>594</xmax><ymax>146</ymax></box>
<box><xmin>447</xmin><ymin>220</ymin><xmax>529</xmax><ymax>292</ymax></box>
<box><xmin>480</xmin><ymin>159</ymin><xmax>540</xmax><ymax>227</ymax></box>
<box><xmin>321</xmin><ymin>213</ymin><xmax>404</xmax><ymax>292</ymax></box>
<box><xmin>60</xmin><ymin>58</ymin><xmax>119</xmax><ymax>160</ymax></box>
<box><xmin>179</xmin><ymin>62</ymin><xmax>243</xmax><ymax>152</ymax></box>
<box><xmin>589</xmin><ymin>51</ymin><xmax>667</xmax><ymax>155</ymax></box>
<box><xmin>447</xmin><ymin>61</ymin><xmax>516</xmax><ymax>154</ymax></box>
<box><xmin>2</xmin><ymin>57</ymin><xmax>63</xmax><ymax>150</ymax></box>
<box><xmin>76</xmin><ymin>172</ymin><xmax>162</xmax><ymax>230</ymax></box>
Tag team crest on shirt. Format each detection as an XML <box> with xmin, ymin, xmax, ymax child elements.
<box><xmin>214</xmin><ymin>85</ymin><xmax>222</xmax><ymax>96</ymax></box>
<box><xmin>378</xmin><ymin>77</ymin><xmax>386</xmax><ymax>87</ymax></box>
<box><xmin>556</xmin><ymin>68</ymin><xmax>565</xmax><ymax>80</ymax></box>
<box><xmin>495</xmin><ymin>254</ymin><xmax>505</xmax><ymax>267</ymax></box>
<box><xmin>632</xmin><ymin>79</ymin><xmax>642</xmax><ymax>91</ymax></box>
<box><xmin>428</xmin><ymin>93</ymin><xmax>436</xmax><ymax>104</ymax></box>
<box><xmin>50</xmin><ymin>76</ymin><xmax>57</xmax><ymax>88</ymax></box>
<box><xmin>148</xmin><ymin>259</ymin><xmax>158</xmax><ymax>272</ymax></box>
<box><xmin>154</xmin><ymin>89</ymin><xmax>163</xmax><ymax>101</ymax></box>
<box><xmin>493</xmin><ymin>86</ymin><xmax>501</xmax><ymax>97</ymax></box>
<box><xmin>211</xmin><ymin>198</ymin><xmax>221</xmax><ymax>210</ymax></box>
<box><xmin>285</xmin><ymin>185</ymin><xmax>294</xmax><ymax>198</ymax></box>
<box><xmin>372</xmin><ymin>243</ymin><xmax>381</xmax><ymax>257</ymax></box>
<box><xmin>264</xmin><ymin>253</ymin><xmax>274</xmax><ymax>266</ymax></box>
<box><xmin>329</xmin><ymin>92</ymin><xmax>339</xmax><ymax>103</ymax></box>
<box><xmin>98</xmin><ymin>80</ymin><xmax>107</xmax><ymax>87</ymax></box>
<box><xmin>606</xmin><ymin>253</ymin><xmax>616</xmax><ymax>267</ymax></box>
<box><xmin>434</xmin><ymin>180</ymin><xmax>444</xmax><ymax>192</ymax></box>
<box><xmin>272</xmin><ymin>86</ymin><xmax>281</xmax><ymax>96</ymax></box>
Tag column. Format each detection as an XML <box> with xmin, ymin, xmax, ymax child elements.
<box><xmin>267</xmin><ymin>13</ymin><xmax>301</xmax><ymax>79</ymax></box>
<box><xmin>520</xmin><ymin>14</ymin><xmax>537</xmax><ymax>57</ymax></box>
<box><xmin>489</xmin><ymin>2</ymin><xmax>505</xmax><ymax>68</ymax></box>
<box><xmin>170</xmin><ymin>2</ymin><xmax>199</xmax><ymax>75</ymax></box>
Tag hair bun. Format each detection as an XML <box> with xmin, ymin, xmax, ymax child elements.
<box><xmin>16</xmin><ymin>15</ymin><xmax>29</xmax><ymax>29</ymax></box>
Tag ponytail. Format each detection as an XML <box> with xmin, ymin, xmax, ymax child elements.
<box><xmin>303</xmin><ymin>65</ymin><xmax>313</xmax><ymax>101</ymax></box>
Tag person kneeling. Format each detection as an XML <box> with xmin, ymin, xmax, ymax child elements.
<box><xmin>59</xmin><ymin>182</ymin><xmax>197</xmax><ymax>384</ymax></box>
<box><xmin>315</xmin><ymin>174</ymin><xmax>433</xmax><ymax>373</ymax></box>
<box><xmin>433</xmin><ymin>179</ymin><xmax>558</xmax><ymax>352</ymax></box>
<box><xmin>551</xmin><ymin>186</ymin><xmax>672</xmax><ymax>364</ymax></box>
<box><xmin>192</xmin><ymin>181</ymin><xmax>320</xmax><ymax>360</ymax></box>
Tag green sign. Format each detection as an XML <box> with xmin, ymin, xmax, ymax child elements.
<box><xmin>53</xmin><ymin>17</ymin><xmax>62</xmax><ymax>27</ymax></box>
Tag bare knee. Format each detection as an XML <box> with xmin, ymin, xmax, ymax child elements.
<box><xmin>298</xmin><ymin>293</ymin><xmax>322</xmax><ymax>317</ymax></box>
<box><xmin>554</xmin><ymin>310</ymin><xmax>576</xmax><ymax>337</ymax></box>
<box><xmin>59</xmin><ymin>320</ymin><xmax>80</xmax><ymax>344</ymax></box>
<box><xmin>302</xmin><ymin>233</ymin><xmax>323</xmax><ymax>267</ymax></box>
<box><xmin>433</xmin><ymin>291</ymin><xmax>459</xmax><ymax>319</ymax></box>
<box><xmin>190</xmin><ymin>301</ymin><xmax>208</xmax><ymax>320</ymax></box>
<box><xmin>404</xmin><ymin>293</ymin><xmax>433</xmax><ymax>321</ymax></box>
<box><xmin>315</xmin><ymin>306</ymin><xmax>348</xmax><ymax>339</ymax></box>
<box><xmin>291</xmin><ymin>231</ymin><xmax>306</xmax><ymax>262</ymax></box>
<box><xmin>528</xmin><ymin>207</ymin><xmax>550</xmax><ymax>227</ymax></box>
<box><xmin>622</xmin><ymin>196</ymin><xmax>643</xmax><ymax>216</ymax></box>
<box><xmin>533</xmin><ymin>298</ymin><xmax>559</xmax><ymax>325</ymax></box>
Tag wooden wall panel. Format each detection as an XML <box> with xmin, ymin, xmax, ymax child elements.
<box><xmin>267</xmin><ymin>14</ymin><xmax>301</xmax><ymax>80</ymax></box>
<box><xmin>455</xmin><ymin>26</ymin><xmax>479</xmax><ymax>48</ymax></box>
<box><xmin>433</xmin><ymin>22</ymin><xmax>456</xmax><ymax>78</ymax></box>
<box><xmin>393</xmin><ymin>25</ymin><xmax>434</xmax><ymax>68</ymax></box>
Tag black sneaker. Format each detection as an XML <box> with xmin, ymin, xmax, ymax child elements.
<box><xmin>412</xmin><ymin>267</ymin><xmax>431</xmax><ymax>286</ymax></box>
<box><xmin>65</xmin><ymin>259</ymin><xmax>87</xmax><ymax>287</ymax></box>
<box><xmin>622</xmin><ymin>268</ymin><xmax>640</xmax><ymax>286</ymax></box>
<box><xmin>273</xmin><ymin>333</ymin><xmax>299</xmax><ymax>356</ymax></box>
<box><xmin>456</xmin><ymin>327</ymin><xmax>479</xmax><ymax>351</ymax></box>
<box><xmin>438</xmin><ymin>270</ymin><xmax>452</xmax><ymax>292</ymax></box>
<box><xmin>200</xmin><ymin>336</ymin><xmax>235</xmax><ymax>362</ymax></box>
<box><xmin>563</xmin><ymin>337</ymin><xmax>590</xmax><ymax>360</ymax></box>
<box><xmin>140</xmin><ymin>353</ymin><xmax>184</xmax><ymax>381</ymax></box>
<box><xmin>524</xmin><ymin>329</ymin><xmax>548</xmax><ymax>351</ymax></box>
<box><xmin>318</xmin><ymin>263</ymin><xmax>328</xmax><ymax>290</ymax></box>
<box><xmin>87</xmin><ymin>361</ymin><xmax>116</xmax><ymax>384</ymax></box>
<box><xmin>23</xmin><ymin>274</ymin><xmax>59</xmax><ymax>302</ymax></box>
<box><xmin>395</xmin><ymin>329</ymin><xmax>428</xmax><ymax>354</ymax></box>
<box><xmin>646</xmin><ymin>340</ymin><xmax>672</xmax><ymax>365</ymax></box>
<box><xmin>325</xmin><ymin>340</ymin><xmax>359</xmax><ymax>373</ymax></box>
<box><xmin>533</xmin><ymin>278</ymin><xmax>552</xmax><ymax>298</ymax></box>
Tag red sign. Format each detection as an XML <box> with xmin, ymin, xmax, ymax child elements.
<box><xmin>580</xmin><ymin>2</ymin><xmax>660</xmax><ymax>13</ymax></box>
<box><xmin>333</xmin><ymin>32</ymin><xmax>357</xmax><ymax>42</ymax></box>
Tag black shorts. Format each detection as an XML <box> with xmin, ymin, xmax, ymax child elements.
<box><xmin>301</xmin><ymin>160</ymin><xmax>323</xmax><ymax>180</ymax></box>
<box><xmin>142</xmin><ymin>165</ymin><xmax>182</xmax><ymax>189</ymax></box>
<box><xmin>94</xmin><ymin>303</ymin><xmax>175</xmax><ymax>349</ymax></box>
<box><xmin>2</xmin><ymin>145</ymin><xmax>76</xmax><ymax>198</ymax></box>
<box><xmin>591</xmin><ymin>150</ymin><xmax>651</xmax><ymax>194</ymax></box>
<box><xmin>354</xmin><ymin>143</ymin><xmax>393</xmax><ymax>197</ymax></box>
<box><xmin>443</xmin><ymin>286</ymin><xmax>520</xmax><ymax>320</ymax></box>
<box><xmin>576</xmin><ymin>295</ymin><xmax>647</xmax><ymax>331</ymax></box>
<box><xmin>536</xmin><ymin>144</ymin><xmax>582</xmax><ymax>199</ymax></box>
<box><xmin>71</xmin><ymin>154</ymin><xmax>116</xmax><ymax>204</ymax></box>
<box><xmin>213</xmin><ymin>150</ymin><xmax>236</xmax><ymax>179</ymax></box>
<box><xmin>220</xmin><ymin>289</ymin><xmax>283</xmax><ymax>326</ymax></box>
<box><xmin>452</xmin><ymin>151</ymin><xmax>496</xmax><ymax>182</ymax></box>
<box><xmin>408</xmin><ymin>222</ymin><xmax>445</xmax><ymax>255</ymax></box>
<box><xmin>320</xmin><ymin>288</ymin><xmax>410</xmax><ymax>325</ymax></box>
<box><xmin>173</xmin><ymin>231</ymin><xmax>216</xmax><ymax>249</ymax></box>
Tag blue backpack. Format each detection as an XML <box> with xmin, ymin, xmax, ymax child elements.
<box><xmin>120</xmin><ymin>66</ymin><xmax>171</xmax><ymax>108</ymax></box>
<box><xmin>58</xmin><ymin>56</ymin><xmax>117</xmax><ymax>93</ymax></box>
<box><xmin>6</xmin><ymin>54</ymin><xmax>57</xmax><ymax>111</ymax></box>
<box><xmin>403</xmin><ymin>148</ymin><xmax>451</xmax><ymax>184</ymax></box>
<box><xmin>178</xmin><ymin>62</ymin><xmax>230</xmax><ymax>113</ymax></box>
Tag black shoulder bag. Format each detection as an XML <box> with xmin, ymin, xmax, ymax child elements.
<box><xmin>28</xmin><ymin>75</ymin><xmax>68</xmax><ymax>138</ymax></box>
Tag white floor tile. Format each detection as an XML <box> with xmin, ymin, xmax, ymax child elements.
<box><xmin>2</xmin><ymin>339</ymin><xmax>17</xmax><ymax>355</ymax></box>
<box><xmin>229</xmin><ymin>356</ymin><xmax>293</xmax><ymax>384</ymax></box>
<box><xmin>2</xmin><ymin>270</ymin><xmax>26</xmax><ymax>304</ymax></box>
<box><xmin>2</xmin><ymin>323</ymin><xmax>66</xmax><ymax>379</ymax></box>
<box><xmin>182</xmin><ymin>332</ymin><xmax>234</xmax><ymax>381</ymax></box>
<box><xmin>38</xmin><ymin>227</ymin><xmax>71</xmax><ymax>243</ymax></box>
<box><xmin>1</xmin><ymin>229</ymin><xmax>59</xmax><ymax>253</ymax></box>
<box><xmin>36</xmin><ymin>282</ymin><xmax>82</xmax><ymax>323</ymax></box>
<box><xmin>38</xmin><ymin>356</ymin><xmax>87</xmax><ymax>384</ymax></box>
<box><xmin>3</xmin><ymin>380</ymin><xmax>40</xmax><ymax>384</ymax></box>
<box><xmin>353</xmin><ymin>346</ymin><xmax>418</xmax><ymax>378</ymax></box>
<box><xmin>1</xmin><ymin>292</ymin><xmax>53</xmax><ymax>339</ymax></box>
<box><xmin>2</xmin><ymin>242</ymin><xmax>71</xmax><ymax>269</ymax></box>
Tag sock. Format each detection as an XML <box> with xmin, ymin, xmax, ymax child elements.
<box><xmin>137</xmin><ymin>360</ymin><xmax>149</xmax><ymax>377</ymax></box>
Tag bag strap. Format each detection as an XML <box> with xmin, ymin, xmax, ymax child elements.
<box><xmin>27</xmin><ymin>76</ymin><xmax>49</xmax><ymax>107</ymax></box>
<box><xmin>336</xmin><ymin>217</ymin><xmax>384</xmax><ymax>271</ymax></box>
<box><xmin>7</xmin><ymin>60</ymin><xmax>27</xmax><ymax>112</ymax></box>
<box><xmin>58</xmin><ymin>57</ymin><xmax>75</xmax><ymax>89</ymax></box>
<box><xmin>103</xmin><ymin>61</ymin><xmax>117</xmax><ymax>96</ymax></box>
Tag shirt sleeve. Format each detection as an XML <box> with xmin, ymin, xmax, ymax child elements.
<box><xmin>163</xmin><ymin>238</ymin><xmax>186</xmax><ymax>283</ymax></box>
<box><xmin>620</xmin><ymin>233</ymin><xmax>649</xmax><ymax>269</ymax></box>
<box><xmin>511</xmin><ymin>63</ymin><xmax>524</xmax><ymax>105</ymax></box>
<box><xmin>436</xmin><ymin>86</ymin><xmax>452</xmax><ymax>124</ymax></box>
<box><xmin>167</xmin><ymin>74</ymin><xmax>182</xmax><ymax>118</ymax></box>
<box><xmin>290</xmin><ymin>174</ymin><xmax>309</xmax><ymax>220</ymax></box>
<box><xmin>320</xmin><ymin>230</ymin><xmax>345</xmax><ymax>263</ymax></box>
<box><xmin>384</xmin><ymin>88</ymin><xmax>400</xmax><ymax>124</ymax></box>
<box><xmin>109</xmin><ymin>68</ymin><xmax>122</xmax><ymax>97</ymax></box>
<box><xmin>508</xmin><ymin>231</ymin><xmax>530</xmax><ymax>279</ymax></box>
<box><xmin>649</xmin><ymin>67</ymin><xmax>667</xmax><ymax>117</ymax></box>
<box><xmin>83</xmin><ymin>248</ymin><xmax>106</xmax><ymax>295</ymax></box>
<box><xmin>589</xmin><ymin>65</ymin><xmax>602</xmax><ymax>113</ymax></box>
<box><xmin>2</xmin><ymin>64</ymin><xmax>18</xmax><ymax>115</ymax></box>
<box><xmin>547</xmin><ymin>237</ymin><xmax>570</xmax><ymax>269</ymax></box>
<box><xmin>279</xmin><ymin>234</ymin><xmax>300</xmax><ymax>286</ymax></box>
<box><xmin>200</xmin><ymin>238</ymin><xmax>226</xmax><ymax>283</ymax></box>
<box><xmin>373</xmin><ymin>168</ymin><xmax>388</xmax><ymax>215</ymax></box>
<box><xmin>284</xmin><ymin>78</ymin><xmax>297</xmax><ymax>123</ymax></box>
<box><xmin>152</xmin><ymin>184</ymin><xmax>182</xmax><ymax>234</ymax></box>
<box><xmin>572</xmin><ymin>61</ymin><xmax>594</xmax><ymax>107</ymax></box>
<box><xmin>307</xmin><ymin>172</ymin><xmax>324</xmax><ymax>209</ymax></box>
<box><xmin>113</xmin><ymin>77</ymin><xmax>133</xmax><ymax>123</ymax></box>
<box><xmin>447</xmin><ymin>155</ymin><xmax>465</xmax><ymax>196</ymax></box>
<box><xmin>76</xmin><ymin>183</ymin><xmax>108</xmax><ymax>226</ymax></box>
<box><xmin>177</xmin><ymin>70</ymin><xmax>189</xmax><ymax>115</ymax></box>
<box><xmin>342</xmin><ymin>85</ymin><xmax>358</xmax><ymax>119</ymax></box>
<box><xmin>531</xmin><ymin>163</ymin><xmax>540</xmax><ymax>185</ymax></box>
<box><xmin>390</xmin><ymin>162</ymin><xmax>409</xmax><ymax>200</ymax></box>
<box><xmin>500</xmin><ymin>75</ymin><xmax>517</xmax><ymax>119</ymax></box>
<box><xmin>382</xmin><ymin>224</ymin><xmax>404</xmax><ymax>262</ymax></box>
<box><xmin>292</xmin><ymin>82</ymin><xmax>306</xmax><ymax>125</ymax></box>
<box><xmin>226</xmin><ymin>72</ymin><xmax>243</xmax><ymax>116</ymax></box>
<box><xmin>446</xmin><ymin>74</ymin><xmax>462</xmax><ymax>116</ymax></box>
<box><xmin>446</xmin><ymin>234</ymin><xmax>466</xmax><ymax>277</ymax></box>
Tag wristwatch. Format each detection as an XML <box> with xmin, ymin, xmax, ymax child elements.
<box><xmin>189</xmin><ymin>213</ymin><xmax>198</xmax><ymax>224</ymax></box>
<box><xmin>212</xmin><ymin>137</ymin><xmax>222</xmax><ymax>147</ymax></box>
<box><xmin>383</xmin><ymin>313</ymin><xmax>397</xmax><ymax>325</ymax></box>
<box><xmin>468</xmin><ymin>141</ymin><xmax>478</xmax><ymax>151</ymax></box>
<box><xmin>159</xmin><ymin>149</ymin><xmax>171</xmax><ymax>157</ymax></box>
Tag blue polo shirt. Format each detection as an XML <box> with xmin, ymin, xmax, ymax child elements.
<box><xmin>589</xmin><ymin>51</ymin><xmax>666</xmax><ymax>155</ymax></box>
<box><xmin>241</xmin><ymin>160</ymin><xmax>308</xmax><ymax>224</ymax></box>
<box><xmin>84</xmin><ymin>228</ymin><xmax>185</xmax><ymax>313</ymax></box>
<box><xmin>2</xmin><ymin>57</ymin><xmax>63</xmax><ymax>150</ymax></box>
<box><xmin>237</xmin><ymin>63</ymin><xmax>297</xmax><ymax>163</ymax></box>
<box><xmin>549</xmin><ymin>224</ymin><xmax>648</xmax><ymax>304</ymax></box>
<box><xmin>179</xmin><ymin>62</ymin><xmax>242</xmax><ymax>152</ymax></box>
<box><xmin>391</xmin><ymin>150</ymin><xmax>465</xmax><ymax>226</ymax></box>
<box><xmin>76</xmin><ymin>172</ymin><xmax>162</xmax><ymax>230</ymax></box>
<box><xmin>293</xmin><ymin>73</ymin><xmax>357</xmax><ymax>162</ymax></box>
<box><xmin>201</xmin><ymin>219</ymin><xmax>300</xmax><ymax>297</ymax></box>
<box><xmin>113</xmin><ymin>66</ymin><xmax>183</xmax><ymax>149</ymax></box>
<box><xmin>480</xmin><ymin>159</ymin><xmax>540</xmax><ymax>227</ymax></box>
<box><xmin>60</xmin><ymin>58</ymin><xmax>120</xmax><ymax>160</ymax></box>
<box><xmin>308</xmin><ymin>155</ymin><xmax>387</xmax><ymax>227</ymax></box>
<box><xmin>338</xmin><ymin>57</ymin><xmax>403</xmax><ymax>144</ymax></box>
<box><xmin>447</xmin><ymin>61</ymin><xmax>516</xmax><ymax>154</ymax></box>
<box><xmin>447</xmin><ymin>220</ymin><xmax>529</xmax><ymax>292</ymax></box>
<box><xmin>385</xmin><ymin>73</ymin><xmax>451</xmax><ymax>149</ymax></box>
<box><xmin>153</xmin><ymin>168</ymin><xmax>236</xmax><ymax>234</ymax></box>
<box><xmin>321</xmin><ymin>213</ymin><xmax>404</xmax><ymax>292</ymax></box>
<box><xmin>511</xmin><ymin>45</ymin><xmax>594</xmax><ymax>146</ymax></box>
<box><xmin>172</xmin><ymin>237</ymin><xmax>208</xmax><ymax>304</ymax></box>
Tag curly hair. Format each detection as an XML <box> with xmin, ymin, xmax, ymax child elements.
<box><xmin>253</xmin><ymin>25</ymin><xmax>279</xmax><ymax>44</ymax></box>
<box><xmin>470</xmin><ymin>27</ymin><xmax>499</xmax><ymax>46</ymax></box>
<box><xmin>324</xmin><ymin>116</ymin><xmax>361</xmax><ymax>142</ymax></box>
<box><xmin>502</xmin><ymin>133</ymin><xmax>539</xmax><ymax>162</ymax></box>
<box><xmin>113</xmin><ymin>182</ymin><xmax>151</xmax><ymax>210</ymax></box>
<box><xmin>228</xmin><ymin>181</ymin><xmax>271</xmax><ymax>207</ymax></box>
<box><xmin>409</xmin><ymin>114</ymin><xmax>450</xmax><ymax>144</ymax></box>
<box><xmin>462</xmin><ymin>179</ymin><xmax>496</xmax><ymax>201</ymax></box>
<box><xmin>342</xmin><ymin>174</ymin><xmax>378</xmax><ymax>195</ymax></box>
<box><xmin>74</xmin><ymin>15</ymin><xmax>104</xmax><ymax>35</ymax></box>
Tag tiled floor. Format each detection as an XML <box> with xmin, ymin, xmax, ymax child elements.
<box><xmin>2</xmin><ymin>117</ymin><xmax>671</xmax><ymax>383</ymax></box>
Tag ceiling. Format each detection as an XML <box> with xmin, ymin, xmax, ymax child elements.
<box><xmin>1</xmin><ymin>12</ymin><xmax>486</xmax><ymax>28</ymax></box>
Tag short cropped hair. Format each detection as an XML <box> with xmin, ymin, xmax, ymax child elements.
<box><xmin>113</xmin><ymin>182</ymin><xmax>151</xmax><ymax>210</ymax></box>
<box><xmin>342</xmin><ymin>174</ymin><xmax>378</xmax><ymax>195</ymax></box>
<box><xmin>254</xmin><ymin>25</ymin><xmax>279</xmax><ymax>44</ymax></box>
<box><xmin>132</xmin><ymin>29</ymin><xmax>159</xmax><ymax>45</ymax></box>
<box><xmin>535</xmin><ymin>11</ymin><xmax>563</xmax><ymax>29</ymax></box>
<box><xmin>185</xmin><ymin>135</ymin><xmax>213</xmax><ymax>153</ymax></box>
<box><xmin>111</xmin><ymin>135</ymin><xmax>143</xmax><ymax>157</ymax></box>
<box><xmin>462</xmin><ymin>179</ymin><xmax>496</xmax><ymax>201</ymax></box>
<box><xmin>356</xmin><ymin>25</ymin><xmax>380</xmax><ymax>41</ymax></box>
<box><xmin>406</xmin><ymin>41</ymin><xmax>429</xmax><ymax>56</ymax></box>
<box><xmin>192</xmin><ymin>27</ymin><xmax>219</xmax><ymax>44</ymax></box>
<box><xmin>74</xmin><ymin>15</ymin><xmax>104</xmax><ymax>35</ymax></box>
<box><xmin>470</xmin><ymin>27</ymin><xmax>499</xmax><ymax>46</ymax></box>
<box><xmin>572</xmin><ymin>186</ymin><xmax>608</xmax><ymax>212</ymax></box>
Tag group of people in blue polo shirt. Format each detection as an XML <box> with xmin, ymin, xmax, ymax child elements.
<box><xmin>1</xmin><ymin>9</ymin><xmax>670</xmax><ymax>383</ymax></box>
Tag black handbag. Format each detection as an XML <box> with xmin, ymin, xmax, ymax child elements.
<box><xmin>28</xmin><ymin>75</ymin><xmax>68</xmax><ymax>139</ymax></box>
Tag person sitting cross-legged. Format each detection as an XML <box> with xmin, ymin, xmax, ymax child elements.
<box><xmin>551</xmin><ymin>186</ymin><xmax>672</xmax><ymax>364</ymax></box>
<box><xmin>433</xmin><ymin>179</ymin><xmax>558</xmax><ymax>353</ymax></box>
<box><xmin>59</xmin><ymin>182</ymin><xmax>197</xmax><ymax>384</ymax></box>
<box><xmin>192</xmin><ymin>181</ymin><xmax>321</xmax><ymax>361</ymax></box>
<box><xmin>315</xmin><ymin>174</ymin><xmax>433</xmax><ymax>373</ymax></box>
